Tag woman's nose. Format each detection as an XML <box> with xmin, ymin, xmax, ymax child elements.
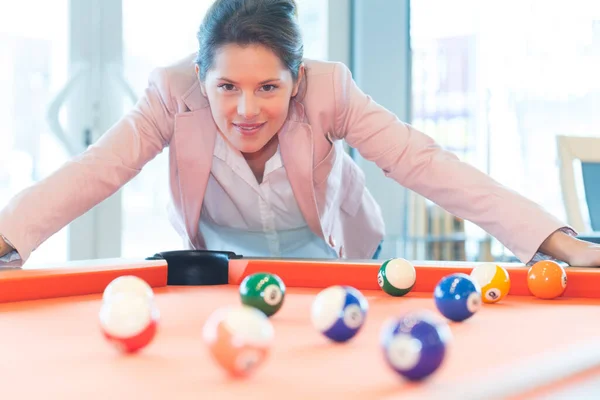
<box><xmin>237</xmin><ymin>94</ymin><xmax>260</xmax><ymax>118</ymax></box>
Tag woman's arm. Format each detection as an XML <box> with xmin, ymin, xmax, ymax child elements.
<box><xmin>0</xmin><ymin>67</ymin><xmax>176</xmax><ymax>265</ymax></box>
<box><xmin>540</xmin><ymin>230</ymin><xmax>600</xmax><ymax>267</ymax></box>
<box><xmin>329</xmin><ymin>62</ymin><xmax>582</xmax><ymax>265</ymax></box>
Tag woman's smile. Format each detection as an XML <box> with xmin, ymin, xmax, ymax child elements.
<box><xmin>232</xmin><ymin>122</ymin><xmax>267</xmax><ymax>136</ymax></box>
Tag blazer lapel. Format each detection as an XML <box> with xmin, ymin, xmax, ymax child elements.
<box><xmin>173</xmin><ymin>107</ymin><xmax>216</xmax><ymax>247</ymax></box>
<box><xmin>278</xmin><ymin>104</ymin><xmax>324</xmax><ymax>240</ymax></box>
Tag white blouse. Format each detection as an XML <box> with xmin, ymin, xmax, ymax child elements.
<box><xmin>198</xmin><ymin>132</ymin><xmax>337</xmax><ymax>258</ymax></box>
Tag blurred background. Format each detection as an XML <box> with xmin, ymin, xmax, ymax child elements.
<box><xmin>0</xmin><ymin>0</ymin><xmax>598</xmax><ymax>265</ymax></box>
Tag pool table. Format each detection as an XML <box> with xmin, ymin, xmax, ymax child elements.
<box><xmin>1</xmin><ymin>255</ymin><xmax>600</xmax><ymax>400</ymax></box>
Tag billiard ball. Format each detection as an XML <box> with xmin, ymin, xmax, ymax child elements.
<box><xmin>469</xmin><ymin>263</ymin><xmax>511</xmax><ymax>304</ymax></box>
<box><xmin>239</xmin><ymin>272</ymin><xmax>286</xmax><ymax>317</ymax></box>
<box><xmin>527</xmin><ymin>260</ymin><xmax>567</xmax><ymax>299</ymax></box>
<box><xmin>203</xmin><ymin>305</ymin><xmax>274</xmax><ymax>377</ymax></box>
<box><xmin>434</xmin><ymin>273</ymin><xmax>482</xmax><ymax>322</ymax></box>
<box><xmin>99</xmin><ymin>292</ymin><xmax>159</xmax><ymax>353</ymax></box>
<box><xmin>310</xmin><ymin>285</ymin><xmax>368</xmax><ymax>343</ymax></box>
<box><xmin>380</xmin><ymin>310</ymin><xmax>451</xmax><ymax>381</ymax></box>
<box><xmin>377</xmin><ymin>258</ymin><xmax>416</xmax><ymax>296</ymax></box>
<box><xmin>102</xmin><ymin>275</ymin><xmax>154</xmax><ymax>303</ymax></box>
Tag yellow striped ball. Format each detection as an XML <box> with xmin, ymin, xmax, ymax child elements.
<box><xmin>469</xmin><ymin>263</ymin><xmax>511</xmax><ymax>304</ymax></box>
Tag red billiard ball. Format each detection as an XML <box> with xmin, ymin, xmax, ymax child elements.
<box><xmin>99</xmin><ymin>293</ymin><xmax>159</xmax><ymax>353</ymax></box>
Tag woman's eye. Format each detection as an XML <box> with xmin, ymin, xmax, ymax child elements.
<box><xmin>218</xmin><ymin>84</ymin><xmax>235</xmax><ymax>91</ymax></box>
<box><xmin>261</xmin><ymin>84</ymin><xmax>277</xmax><ymax>92</ymax></box>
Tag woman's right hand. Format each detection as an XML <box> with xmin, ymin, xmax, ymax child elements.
<box><xmin>0</xmin><ymin>235</ymin><xmax>14</xmax><ymax>257</ymax></box>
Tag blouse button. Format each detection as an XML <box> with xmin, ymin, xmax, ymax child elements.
<box><xmin>328</xmin><ymin>235</ymin><xmax>336</xmax><ymax>248</ymax></box>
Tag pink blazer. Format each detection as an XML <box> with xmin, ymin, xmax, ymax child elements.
<box><xmin>0</xmin><ymin>55</ymin><xmax>568</xmax><ymax>264</ymax></box>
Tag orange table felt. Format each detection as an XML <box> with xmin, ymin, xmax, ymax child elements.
<box><xmin>1</xmin><ymin>258</ymin><xmax>600</xmax><ymax>400</ymax></box>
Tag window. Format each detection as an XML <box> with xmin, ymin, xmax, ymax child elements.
<box><xmin>411</xmin><ymin>0</ymin><xmax>600</xmax><ymax>259</ymax></box>
<box><xmin>0</xmin><ymin>0</ymin><xmax>70</xmax><ymax>264</ymax></box>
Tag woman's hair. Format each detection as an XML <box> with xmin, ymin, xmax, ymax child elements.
<box><xmin>195</xmin><ymin>0</ymin><xmax>304</xmax><ymax>82</ymax></box>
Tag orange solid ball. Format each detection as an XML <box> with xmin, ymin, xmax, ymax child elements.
<box><xmin>527</xmin><ymin>261</ymin><xmax>567</xmax><ymax>299</ymax></box>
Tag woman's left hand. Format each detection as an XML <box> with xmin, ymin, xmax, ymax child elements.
<box><xmin>563</xmin><ymin>241</ymin><xmax>600</xmax><ymax>267</ymax></box>
<box><xmin>539</xmin><ymin>230</ymin><xmax>600</xmax><ymax>267</ymax></box>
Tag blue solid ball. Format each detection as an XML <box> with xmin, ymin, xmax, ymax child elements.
<box><xmin>434</xmin><ymin>273</ymin><xmax>482</xmax><ymax>322</ymax></box>
<box><xmin>380</xmin><ymin>311</ymin><xmax>451</xmax><ymax>381</ymax></box>
<box><xmin>311</xmin><ymin>285</ymin><xmax>369</xmax><ymax>343</ymax></box>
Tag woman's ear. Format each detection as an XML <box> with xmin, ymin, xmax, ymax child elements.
<box><xmin>195</xmin><ymin>64</ymin><xmax>207</xmax><ymax>97</ymax></box>
<box><xmin>291</xmin><ymin>64</ymin><xmax>305</xmax><ymax>97</ymax></box>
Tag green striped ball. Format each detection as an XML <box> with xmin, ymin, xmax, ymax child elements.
<box><xmin>377</xmin><ymin>258</ymin><xmax>416</xmax><ymax>296</ymax></box>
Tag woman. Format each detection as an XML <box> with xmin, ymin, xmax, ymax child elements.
<box><xmin>0</xmin><ymin>0</ymin><xmax>598</xmax><ymax>267</ymax></box>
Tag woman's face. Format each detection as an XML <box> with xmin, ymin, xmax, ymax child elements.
<box><xmin>199</xmin><ymin>43</ymin><xmax>303</xmax><ymax>155</ymax></box>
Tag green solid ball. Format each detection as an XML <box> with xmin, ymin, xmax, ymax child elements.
<box><xmin>239</xmin><ymin>272</ymin><xmax>286</xmax><ymax>317</ymax></box>
<box><xmin>377</xmin><ymin>258</ymin><xmax>416</xmax><ymax>297</ymax></box>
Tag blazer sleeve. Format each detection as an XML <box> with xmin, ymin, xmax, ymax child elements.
<box><xmin>330</xmin><ymin>62</ymin><xmax>574</xmax><ymax>264</ymax></box>
<box><xmin>0</xmin><ymin>67</ymin><xmax>176</xmax><ymax>265</ymax></box>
